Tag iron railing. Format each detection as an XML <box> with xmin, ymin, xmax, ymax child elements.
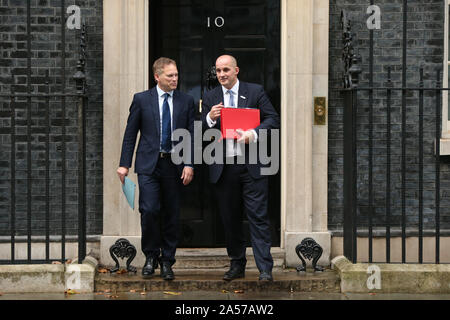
<box><xmin>0</xmin><ymin>1</ymin><xmax>87</xmax><ymax>264</ymax></box>
<box><xmin>341</xmin><ymin>6</ymin><xmax>447</xmax><ymax>264</ymax></box>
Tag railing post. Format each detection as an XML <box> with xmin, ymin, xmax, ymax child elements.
<box><xmin>341</xmin><ymin>10</ymin><xmax>361</xmax><ymax>263</ymax></box>
<box><xmin>74</xmin><ymin>24</ymin><xmax>87</xmax><ymax>263</ymax></box>
<box><xmin>77</xmin><ymin>94</ymin><xmax>87</xmax><ymax>263</ymax></box>
<box><xmin>386</xmin><ymin>66</ymin><xmax>392</xmax><ymax>263</ymax></box>
<box><xmin>418</xmin><ymin>67</ymin><xmax>424</xmax><ymax>263</ymax></box>
<box><xmin>343</xmin><ymin>89</ymin><xmax>357</xmax><ymax>263</ymax></box>
<box><xmin>45</xmin><ymin>70</ymin><xmax>50</xmax><ymax>263</ymax></box>
<box><xmin>435</xmin><ymin>69</ymin><xmax>441</xmax><ymax>264</ymax></box>
<box><xmin>10</xmin><ymin>75</ymin><xmax>15</xmax><ymax>263</ymax></box>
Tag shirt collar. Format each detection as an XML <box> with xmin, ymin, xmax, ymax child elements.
<box><xmin>156</xmin><ymin>85</ymin><xmax>174</xmax><ymax>98</ymax></box>
<box><xmin>222</xmin><ymin>79</ymin><xmax>239</xmax><ymax>96</ymax></box>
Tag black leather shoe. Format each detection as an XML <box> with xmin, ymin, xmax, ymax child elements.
<box><xmin>258</xmin><ymin>271</ymin><xmax>273</xmax><ymax>281</ymax></box>
<box><xmin>160</xmin><ymin>262</ymin><xmax>175</xmax><ymax>281</ymax></box>
<box><xmin>223</xmin><ymin>265</ymin><xmax>245</xmax><ymax>281</ymax></box>
<box><xmin>142</xmin><ymin>257</ymin><xmax>159</xmax><ymax>278</ymax></box>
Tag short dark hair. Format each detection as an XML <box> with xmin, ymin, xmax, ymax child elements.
<box><xmin>153</xmin><ymin>57</ymin><xmax>177</xmax><ymax>75</ymax></box>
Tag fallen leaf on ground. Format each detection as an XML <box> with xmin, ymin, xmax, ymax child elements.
<box><xmin>95</xmin><ymin>292</ymin><xmax>103</xmax><ymax>295</ymax></box>
<box><xmin>109</xmin><ymin>295</ymin><xmax>119</xmax><ymax>299</ymax></box>
<box><xmin>116</xmin><ymin>269</ymin><xmax>127</xmax><ymax>274</ymax></box>
<box><xmin>369</xmin><ymin>293</ymin><xmax>376</xmax><ymax>295</ymax></box>
<box><xmin>140</xmin><ymin>292</ymin><xmax>147</xmax><ymax>295</ymax></box>
<box><xmin>164</xmin><ymin>291</ymin><xmax>182</xmax><ymax>296</ymax></box>
<box><xmin>52</xmin><ymin>261</ymin><xmax>62</xmax><ymax>265</ymax></box>
<box><xmin>234</xmin><ymin>290</ymin><xmax>244</xmax><ymax>294</ymax></box>
<box><xmin>104</xmin><ymin>289</ymin><xmax>111</xmax><ymax>293</ymax></box>
<box><xmin>98</xmin><ymin>268</ymin><xmax>109</xmax><ymax>273</ymax></box>
<box><xmin>64</xmin><ymin>289</ymin><xmax>79</xmax><ymax>295</ymax></box>
<box><xmin>129</xmin><ymin>289</ymin><xmax>136</xmax><ymax>293</ymax></box>
<box><xmin>221</xmin><ymin>290</ymin><xmax>229</xmax><ymax>293</ymax></box>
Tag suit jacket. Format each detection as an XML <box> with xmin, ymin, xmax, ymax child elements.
<box><xmin>119</xmin><ymin>86</ymin><xmax>195</xmax><ymax>175</ymax></box>
<box><xmin>201</xmin><ymin>81</ymin><xmax>280</xmax><ymax>183</ymax></box>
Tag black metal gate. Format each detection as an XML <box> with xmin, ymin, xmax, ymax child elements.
<box><xmin>0</xmin><ymin>1</ymin><xmax>87</xmax><ymax>264</ymax></box>
<box><xmin>340</xmin><ymin>5</ymin><xmax>447</xmax><ymax>264</ymax></box>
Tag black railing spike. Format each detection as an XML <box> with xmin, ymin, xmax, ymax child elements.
<box><xmin>10</xmin><ymin>73</ymin><xmax>14</xmax><ymax>95</ymax></box>
<box><xmin>387</xmin><ymin>66</ymin><xmax>391</xmax><ymax>84</ymax></box>
<box><xmin>341</xmin><ymin>10</ymin><xmax>362</xmax><ymax>89</ymax></box>
<box><xmin>419</xmin><ymin>67</ymin><xmax>423</xmax><ymax>87</ymax></box>
<box><xmin>73</xmin><ymin>23</ymin><xmax>87</xmax><ymax>94</ymax></box>
<box><xmin>45</xmin><ymin>69</ymin><xmax>50</xmax><ymax>86</ymax></box>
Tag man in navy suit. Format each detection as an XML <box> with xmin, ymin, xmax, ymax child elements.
<box><xmin>202</xmin><ymin>55</ymin><xmax>280</xmax><ymax>281</ymax></box>
<box><xmin>117</xmin><ymin>57</ymin><xmax>195</xmax><ymax>280</ymax></box>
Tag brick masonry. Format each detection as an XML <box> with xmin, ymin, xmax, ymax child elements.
<box><xmin>1</xmin><ymin>0</ymin><xmax>448</xmax><ymax>239</ymax></box>
<box><xmin>0</xmin><ymin>0</ymin><xmax>102</xmax><ymax>236</ymax></box>
<box><xmin>328</xmin><ymin>0</ymin><xmax>450</xmax><ymax>232</ymax></box>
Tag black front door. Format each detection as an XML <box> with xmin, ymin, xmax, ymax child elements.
<box><xmin>149</xmin><ymin>0</ymin><xmax>281</xmax><ymax>247</ymax></box>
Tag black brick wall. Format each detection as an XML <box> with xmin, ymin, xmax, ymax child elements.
<box><xmin>3</xmin><ymin>0</ymin><xmax>447</xmax><ymax>238</ymax></box>
<box><xmin>0</xmin><ymin>0</ymin><xmax>103</xmax><ymax>236</ymax></box>
<box><xmin>328</xmin><ymin>0</ymin><xmax>450</xmax><ymax>232</ymax></box>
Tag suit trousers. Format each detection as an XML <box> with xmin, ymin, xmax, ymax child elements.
<box><xmin>214</xmin><ymin>160</ymin><xmax>274</xmax><ymax>272</ymax></box>
<box><xmin>137</xmin><ymin>157</ymin><xmax>181</xmax><ymax>265</ymax></box>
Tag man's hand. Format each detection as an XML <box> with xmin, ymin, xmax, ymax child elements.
<box><xmin>117</xmin><ymin>166</ymin><xmax>129</xmax><ymax>184</ymax></box>
<box><xmin>236</xmin><ymin>129</ymin><xmax>255</xmax><ymax>144</ymax></box>
<box><xmin>208</xmin><ymin>102</ymin><xmax>224</xmax><ymax>121</ymax></box>
<box><xmin>181</xmin><ymin>166</ymin><xmax>194</xmax><ymax>186</ymax></box>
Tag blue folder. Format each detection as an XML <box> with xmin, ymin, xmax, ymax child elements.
<box><xmin>122</xmin><ymin>176</ymin><xmax>136</xmax><ymax>210</ymax></box>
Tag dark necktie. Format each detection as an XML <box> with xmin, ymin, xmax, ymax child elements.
<box><xmin>161</xmin><ymin>93</ymin><xmax>172</xmax><ymax>152</ymax></box>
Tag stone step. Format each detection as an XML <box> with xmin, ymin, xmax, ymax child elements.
<box><xmin>95</xmin><ymin>269</ymin><xmax>340</xmax><ymax>293</ymax></box>
<box><xmin>172</xmin><ymin>248</ymin><xmax>285</xmax><ymax>269</ymax></box>
<box><xmin>105</xmin><ymin>247</ymin><xmax>286</xmax><ymax>270</ymax></box>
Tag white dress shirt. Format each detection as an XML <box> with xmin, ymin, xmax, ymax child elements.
<box><xmin>206</xmin><ymin>80</ymin><xmax>257</xmax><ymax>158</ymax></box>
<box><xmin>156</xmin><ymin>85</ymin><xmax>174</xmax><ymax>152</ymax></box>
<box><xmin>207</xmin><ymin>81</ymin><xmax>241</xmax><ymax>157</ymax></box>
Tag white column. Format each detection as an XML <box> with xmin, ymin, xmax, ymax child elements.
<box><xmin>281</xmin><ymin>0</ymin><xmax>331</xmax><ymax>267</ymax></box>
<box><xmin>101</xmin><ymin>0</ymin><xmax>149</xmax><ymax>265</ymax></box>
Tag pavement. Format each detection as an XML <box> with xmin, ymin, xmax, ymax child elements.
<box><xmin>1</xmin><ymin>291</ymin><xmax>450</xmax><ymax>300</ymax></box>
<box><xmin>95</xmin><ymin>268</ymin><xmax>341</xmax><ymax>292</ymax></box>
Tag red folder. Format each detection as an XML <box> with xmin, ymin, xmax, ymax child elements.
<box><xmin>220</xmin><ymin>108</ymin><xmax>260</xmax><ymax>139</ymax></box>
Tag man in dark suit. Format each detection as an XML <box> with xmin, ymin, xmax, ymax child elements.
<box><xmin>117</xmin><ymin>57</ymin><xmax>195</xmax><ymax>280</ymax></box>
<box><xmin>202</xmin><ymin>55</ymin><xmax>280</xmax><ymax>281</ymax></box>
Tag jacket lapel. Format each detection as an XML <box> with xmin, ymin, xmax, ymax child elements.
<box><xmin>238</xmin><ymin>81</ymin><xmax>249</xmax><ymax>108</ymax></box>
<box><xmin>172</xmin><ymin>90</ymin><xmax>181</xmax><ymax>130</ymax></box>
<box><xmin>215</xmin><ymin>87</ymin><xmax>224</xmax><ymax>127</ymax></box>
<box><xmin>149</xmin><ymin>87</ymin><xmax>160</xmax><ymax>136</ymax></box>
<box><xmin>216</xmin><ymin>86</ymin><xmax>224</xmax><ymax>105</ymax></box>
